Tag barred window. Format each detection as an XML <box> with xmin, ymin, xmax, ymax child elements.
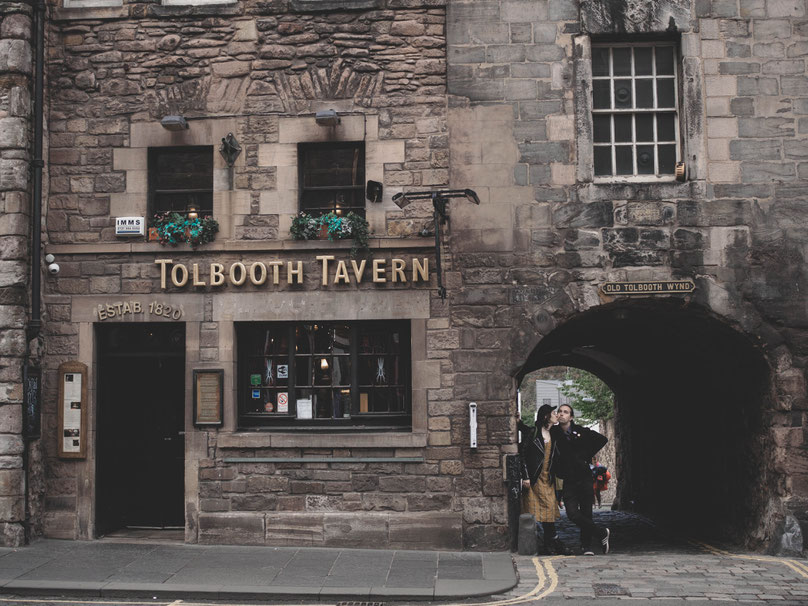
<box><xmin>591</xmin><ymin>43</ymin><xmax>680</xmax><ymax>179</ymax></box>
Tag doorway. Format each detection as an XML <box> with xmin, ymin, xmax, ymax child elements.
<box><xmin>96</xmin><ymin>323</ymin><xmax>186</xmax><ymax>535</ymax></box>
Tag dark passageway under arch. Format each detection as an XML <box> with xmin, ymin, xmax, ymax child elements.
<box><xmin>518</xmin><ymin>301</ymin><xmax>772</xmax><ymax>547</ymax></box>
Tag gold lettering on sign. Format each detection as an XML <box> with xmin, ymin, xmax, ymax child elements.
<box><xmin>316</xmin><ymin>255</ymin><xmax>335</xmax><ymax>286</ymax></box>
<box><xmin>287</xmin><ymin>261</ymin><xmax>303</xmax><ymax>284</ymax></box>
<box><xmin>153</xmin><ymin>257</ymin><xmax>432</xmax><ymax>289</ymax></box>
<box><xmin>250</xmin><ymin>262</ymin><xmax>267</xmax><ymax>286</ymax></box>
<box><xmin>171</xmin><ymin>264</ymin><xmax>188</xmax><ymax>287</ymax></box>
<box><xmin>230</xmin><ymin>262</ymin><xmax>247</xmax><ymax>286</ymax></box>
<box><xmin>391</xmin><ymin>259</ymin><xmax>406</xmax><ymax>283</ymax></box>
<box><xmin>334</xmin><ymin>260</ymin><xmax>349</xmax><ymax>284</ymax></box>
<box><xmin>372</xmin><ymin>259</ymin><xmax>386</xmax><ymax>283</ymax></box>
<box><xmin>211</xmin><ymin>263</ymin><xmax>225</xmax><ymax>286</ymax></box>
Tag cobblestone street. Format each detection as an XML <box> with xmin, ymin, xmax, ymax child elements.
<box><xmin>492</xmin><ymin>509</ymin><xmax>808</xmax><ymax>604</ymax></box>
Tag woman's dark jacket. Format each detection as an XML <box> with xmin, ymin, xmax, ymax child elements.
<box><xmin>517</xmin><ymin>420</ymin><xmax>558</xmax><ymax>485</ymax></box>
<box><xmin>549</xmin><ymin>422</ymin><xmax>608</xmax><ymax>482</ymax></box>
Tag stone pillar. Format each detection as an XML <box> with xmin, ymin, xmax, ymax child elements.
<box><xmin>0</xmin><ymin>2</ymin><xmax>34</xmax><ymax>546</ymax></box>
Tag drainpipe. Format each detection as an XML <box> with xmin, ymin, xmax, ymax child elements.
<box><xmin>23</xmin><ymin>0</ymin><xmax>47</xmax><ymax>544</ymax></box>
<box><xmin>29</xmin><ymin>0</ymin><xmax>45</xmax><ymax>342</ymax></box>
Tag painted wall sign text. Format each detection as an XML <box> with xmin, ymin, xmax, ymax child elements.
<box><xmin>600</xmin><ymin>280</ymin><xmax>695</xmax><ymax>295</ymax></box>
<box><xmin>154</xmin><ymin>257</ymin><xmax>431</xmax><ymax>290</ymax></box>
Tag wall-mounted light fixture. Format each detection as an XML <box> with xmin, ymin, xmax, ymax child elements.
<box><xmin>391</xmin><ymin>188</ymin><xmax>481</xmax><ymax>300</ymax></box>
<box><xmin>160</xmin><ymin>115</ymin><xmax>188</xmax><ymax>131</ymax></box>
<box><xmin>219</xmin><ymin>132</ymin><xmax>242</xmax><ymax>168</ymax></box>
<box><xmin>187</xmin><ymin>206</ymin><xmax>199</xmax><ymax>220</ymax></box>
<box><xmin>315</xmin><ymin>109</ymin><xmax>340</xmax><ymax>127</ymax></box>
<box><xmin>366</xmin><ymin>180</ymin><xmax>383</xmax><ymax>203</ymax></box>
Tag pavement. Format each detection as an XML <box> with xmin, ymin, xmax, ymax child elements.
<box><xmin>0</xmin><ymin>538</ymin><xmax>516</xmax><ymax>602</ymax></box>
<box><xmin>1</xmin><ymin>509</ymin><xmax>808</xmax><ymax>604</ymax></box>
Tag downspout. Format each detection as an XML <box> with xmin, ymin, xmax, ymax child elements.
<box><xmin>24</xmin><ymin>0</ymin><xmax>47</xmax><ymax>544</ymax></box>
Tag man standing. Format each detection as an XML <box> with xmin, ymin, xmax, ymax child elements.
<box><xmin>551</xmin><ymin>404</ymin><xmax>610</xmax><ymax>555</ymax></box>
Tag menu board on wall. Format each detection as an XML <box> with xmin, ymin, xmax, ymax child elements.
<box><xmin>193</xmin><ymin>369</ymin><xmax>223</xmax><ymax>427</ymax></box>
<box><xmin>58</xmin><ymin>362</ymin><xmax>88</xmax><ymax>459</ymax></box>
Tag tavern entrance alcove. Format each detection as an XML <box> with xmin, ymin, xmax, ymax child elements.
<box><xmin>517</xmin><ymin>300</ymin><xmax>773</xmax><ymax>547</ymax></box>
<box><xmin>96</xmin><ymin>323</ymin><xmax>186</xmax><ymax>536</ymax></box>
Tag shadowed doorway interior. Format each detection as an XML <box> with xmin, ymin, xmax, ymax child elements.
<box><xmin>96</xmin><ymin>323</ymin><xmax>185</xmax><ymax>536</ymax></box>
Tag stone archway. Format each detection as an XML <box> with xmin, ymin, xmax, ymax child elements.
<box><xmin>514</xmin><ymin>299</ymin><xmax>781</xmax><ymax>550</ymax></box>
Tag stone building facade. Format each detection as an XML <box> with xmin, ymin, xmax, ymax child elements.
<box><xmin>0</xmin><ymin>0</ymin><xmax>806</xmax><ymax>551</ymax></box>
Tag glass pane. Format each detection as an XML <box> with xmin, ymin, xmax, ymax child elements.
<box><xmin>655</xmin><ymin>46</ymin><xmax>674</xmax><ymax>75</ymax></box>
<box><xmin>333</xmin><ymin>389</ymin><xmax>351</xmax><ymax>418</ymax></box>
<box><xmin>295</xmin><ymin>325</ymin><xmax>312</xmax><ymax>354</ymax></box>
<box><xmin>636</xmin><ymin>79</ymin><xmax>653</xmax><ymax>108</ymax></box>
<box><xmin>314</xmin><ymin>356</ymin><xmax>331</xmax><ymax>385</ymax></box>
<box><xmin>614</xmin><ymin>114</ymin><xmax>632</xmax><ymax>142</ymax></box>
<box><xmin>593</xmin><ymin>80</ymin><xmax>611</xmax><ymax>109</ymax></box>
<box><xmin>313</xmin><ymin>324</ymin><xmax>331</xmax><ymax>354</ymax></box>
<box><xmin>592</xmin><ymin>47</ymin><xmax>610</xmax><ymax>76</ymax></box>
<box><xmin>658</xmin><ymin>144</ymin><xmax>676</xmax><ymax>174</ymax></box>
<box><xmin>370</xmin><ymin>388</ymin><xmax>394</xmax><ymax>413</ymax></box>
<box><xmin>614</xmin><ymin>80</ymin><xmax>632</xmax><ymax>109</ymax></box>
<box><xmin>359</xmin><ymin>355</ymin><xmax>375</xmax><ymax>385</ymax></box>
<box><xmin>613</xmin><ymin>48</ymin><xmax>631</xmax><ymax>76</ymax></box>
<box><xmin>372</xmin><ymin>355</ymin><xmax>390</xmax><ymax>386</ymax></box>
<box><xmin>333</xmin><ymin>325</ymin><xmax>351</xmax><ymax>355</ymax></box>
<box><xmin>300</xmin><ymin>144</ymin><xmax>364</xmax><ymax>188</ymax></box>
<box><xmin>152</xmin><ymin>148</ymin><xmax>213</xmax><ymax>190</ymax></box>
<box><xmin>637</xmin><ymin>145</ymin><xmax>655</xmax><ymax>174</ymax></box>
<box><xmin>615</xmin><ymin>146</ymin><xmax>633</xmax><ymax>175</ymax></box>
<box><xmin>657</xmin><ymin>113</ymin><xmax>676</xmax><ymax>142</ymax></box>
<box><xmin>594</xmin><ymin>147</ymin><xmax>612</xmax><ymax>176</ymax></box>
<box><xmin>314</xmin><ymin>389</ymin><xmax>332</xmax><ymax>419</ymax></box>
<box><xmin>295</xmin><ymin>356</ymin><xmax>312</xmax><ymax>386</ymax></box>
<box><xmin>593</xmin><ymin>115</ymin><xmax>611</xmax><ymax>143</ymax></box>
<box><xmin>634</xmin><ymin>47</ymin><xmax>652</xmax><ymax>75</ymax></box>
<box><xmin>333</xmin><ymin>356</ymin><xmax>351</xmax><ymax>386</ymax></box>
<box><xmin>656</xmin><ymin>79</ymin><xmax>675</xmax><ymax>108</ymax></box>
<box><xmin>635</xmin><ymin>114</ymin><xmax>654</xmax><ymax>142</ymax></box>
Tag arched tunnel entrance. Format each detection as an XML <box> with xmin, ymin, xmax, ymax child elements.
<box><xmin>518</xmin><ymin>300</ymin><xmax>773</xmax><ymax>547</ymax></box>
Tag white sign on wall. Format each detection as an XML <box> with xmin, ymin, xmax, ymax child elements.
<box><xmin>115</xmin><ymin>217</ymin><xmax>145</xmax><ymax>236</ymax></box>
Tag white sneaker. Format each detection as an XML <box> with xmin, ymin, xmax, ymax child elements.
<box><xmin>601</xmin><ymin>528</ymin><xmax>610</xmax><ymax>554</ymax></box>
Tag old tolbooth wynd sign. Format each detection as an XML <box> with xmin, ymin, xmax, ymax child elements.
<box><xmin>600</xmin><ymin>280</ymin><xmax>695</xmax><ymax>295</ymax></box>
<box><xmin>154</xmin><ymin>256</ymin><xmax>432</xmax><ymax>289</ymax></box>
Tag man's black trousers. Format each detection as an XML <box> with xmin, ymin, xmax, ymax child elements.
<box><xmin>562</xmin><ymin>477</ymin><xmax>604</xmax><ymax>549</ymax></box>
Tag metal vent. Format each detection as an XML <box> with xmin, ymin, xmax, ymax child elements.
<box><xmin>592</xmin><ymin>583</ymin><xmax>631</xmax><ymax>597</ymax></box>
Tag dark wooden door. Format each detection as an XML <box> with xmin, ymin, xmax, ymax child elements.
<box><xmin>97</xmin><ymin>324</ymin><xmax>185</xmax><ymax>533</ymax></box>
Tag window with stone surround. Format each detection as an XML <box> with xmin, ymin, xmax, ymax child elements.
<box><xmin>148</xmin><ymin>146</ymin><xmax>213</xmax><ymax>217</ymax></box>
<box><xmin>298</xmin><ymin>142</ymin><xmax>366</xmax><ymax>218</ymax></box>
<box><xmin>591</xmin><ymin>42</ymin><xmax>680</xmax><ymax>180</ymax></box>
<box><xmin>238</xmin><ymin>321</ymin><xmax>411</xmax><ymax>429</ymax></box>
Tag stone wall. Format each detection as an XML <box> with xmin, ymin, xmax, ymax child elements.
<box><xmin>445</xmin><ymin>0</ymin><xmax>808</xmax><ymax>548</ymax></box>
<box><xmin>0</xmin><ymin>1</ymin><xmax>32</xmax><ymax>546</ymax></box>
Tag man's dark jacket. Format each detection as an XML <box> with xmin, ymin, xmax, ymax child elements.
<box><xmin>550</xmin><ymin>422</ymin><xmax>607</xmax><ymax>482</ymax></box>
<box><xmin>517</xmin><ymin>420</ymin><xmax>558</xmax><ymax>485</ymax></box>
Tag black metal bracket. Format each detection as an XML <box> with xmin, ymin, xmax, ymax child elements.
<box><xmin>391</xmin><ymin>189</ymin><xmax>479</xmax><ymax>300</ymax></box>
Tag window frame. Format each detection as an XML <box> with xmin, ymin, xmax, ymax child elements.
<box><xmin>298</xmin><ymin>141</ymin><xmax>366</xmax><ymax>218</ymax></box>
<box><xmin>237</xmin><ymin>320</ymin><xmax>412</xmax><ymax>430</ymax></box>
<box><xmin>148</xmin><ymin>146</ymin><xmax>214</xmax><ymax>218</ymax></box>
<box><xmin>590</xmin><ymin>41</ymin><xmax>681</xmax><ymax>182</ymax></box>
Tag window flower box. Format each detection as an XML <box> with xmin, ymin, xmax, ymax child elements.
<box><xmin>150</xmin><ymin>212</ymin><xmax>219</xmax><ymax>249</ymax></box>
<box><xmin>290</xmin><ymin>211</ymin><xmax>369</xmax><ymax>257</ymax></box>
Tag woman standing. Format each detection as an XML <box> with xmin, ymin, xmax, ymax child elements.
<box><xmin>517</xmin><ymin>404</ymin><xmax>568</xmax><ymax>555</ymax></box>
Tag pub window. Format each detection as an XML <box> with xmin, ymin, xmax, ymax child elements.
<box><xmin>298</xmin><ymin>142</ymin><xmax>365</xmax><ymax>218</ymax></box>
<box><xmin>148</xmin><ymin>146</ymin><xmax>213</xmax><ymax>216</ymax></box>
<box><xmin>591</xmin><ymin>42</ymin><xmax>680</xmax><ymax>179</ymax></box>
<box><xmin>238</xmin><ymin>321</ymin><xmax>411</xmax><ymax>428</ymax></box>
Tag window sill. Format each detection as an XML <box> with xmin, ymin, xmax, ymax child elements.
<box><xmin>46</xmin><ymin>237</ymin><xmax>434</xmax><ymax>256</ymax></box>
<box><xmin>577</xmin><ymin>179</ymin><xmax>707</xmax><ymax>202</ymax></box>
<box><xmin>51</xmin><ymin>5</ymin><xmax>128</xmax><ymax>20</ymax></box>
<box><xmin>216</xmin><ymin>431</ymin><xmax>427</xmax><ymax>449</ymax></box>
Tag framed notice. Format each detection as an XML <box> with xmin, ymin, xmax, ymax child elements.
<box><xmin>58</xmin><ymin>361</ymin><xmax>88</xmax><ymax>459</ymax></box>
<box><xmin>193</xmin><ymin>369</ymin><xmax>223</xmax><ymax>427</ymax></box>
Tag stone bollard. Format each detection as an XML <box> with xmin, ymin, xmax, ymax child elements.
<box><xmin>517</xmin><ymin>513</ymin><xmax>538</xmax><ymax>555</ymax></box>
